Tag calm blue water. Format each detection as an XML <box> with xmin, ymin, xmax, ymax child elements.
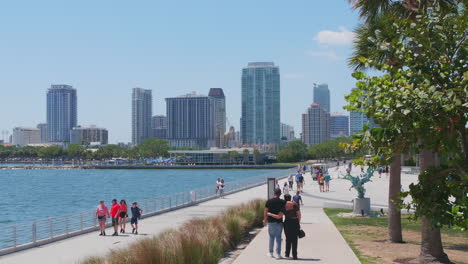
<box><xmin>0</xmin><ymin>169</ymin><xmax>280</xmax><ymax>227</ymax></box>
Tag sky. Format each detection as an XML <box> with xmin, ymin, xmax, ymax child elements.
<box><xmin>0</xmin><ymin>0</ymin><xmax>362</xmax><ymax>143</ymax></box>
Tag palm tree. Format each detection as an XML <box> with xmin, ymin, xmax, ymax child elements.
<box><xmin>348</xmin><ymin>0</ymin><xmax>455</xmax><ymax>261</ymax></box>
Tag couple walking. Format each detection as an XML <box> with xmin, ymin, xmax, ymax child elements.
<box><xmin>95</xmin><ymin>199</ymin><xmax>143</xmax><ymax>236</ymax></box>
<box><xmin>264</xmin><ymin>188</ymin><xmax>302</xmax><ymax>260</ymax></box>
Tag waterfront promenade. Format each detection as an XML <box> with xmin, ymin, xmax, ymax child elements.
<box><xmin>0</xmin><ymin>165</ymin><xmax>418</xmax><ymax>263</ymax></box>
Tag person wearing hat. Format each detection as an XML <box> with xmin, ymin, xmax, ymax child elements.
<box><xmin>264</xmin><ymin>188</ymin><xmax>286</xmax><ymax>259</ymax></box>
<box><xmin>109</xmin><ymin>199</ymin><xmax>121</xmax><ymax>236</ymax></box>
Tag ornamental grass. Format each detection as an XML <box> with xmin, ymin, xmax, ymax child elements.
<box><xmin>82</xmin><ymin>199</ymin><xmax>265</xmax><ymax>264</ymax></box>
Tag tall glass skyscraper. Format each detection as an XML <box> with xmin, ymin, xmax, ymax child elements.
<box><xmin>330</xmin><ymin>113</ymin><xmax>349</xmax><ymax>138</ymax></box>
<box><xmin>132</xmin><ymin>88</ymin><xmax>152</xmax><ymax>145</ymax></box>
<box><xmin>208</xmin><ymin>88</ymin><xmax>226</xmax><ymax>147</ymax></box>
<box><xmin>241</xmin><ymin>62</ymin><xmax>280</xmax><ymax>145</ymax></box>
<box><xmin>302</xmin><ymin>103</ymin><xmax>330</xmax><ymax>146</ymax></box>
<box><xmin>349</xmin><ymin>88</ymin><xmax>378</xmax><ymax>135</ymax></box>
<box><xmin>46</xmin><ymin>84</ymin><xmax>77</xmax><ymax>142</ymax></box>
<box><xmin>313</xmin><ymin>83</ymin><xmax>330</xmax><ymax>113</ymax></box>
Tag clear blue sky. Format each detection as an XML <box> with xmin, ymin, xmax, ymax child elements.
<box><xmin>0</xmin><ymin>0</ymin><xmax>361</xmax><ymax>143</ymax></box>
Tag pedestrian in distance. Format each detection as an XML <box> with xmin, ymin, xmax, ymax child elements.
<box><xmin>288</xmin><ymin>174</ymin><xmax>294</xmax><ymax>189</ymax></box>
<box><xmin>283</xmin><ymin>181</ymin><xmax>290</xmax><ymax>195</ymax></box>
<box><xmin>268</xmin><ymin>194</ymin><xmax>302</xmax><ymax>260</ymax></box>
<box><xmin>110</xmin><ymin>199</ymin><xmax>121</xmax><ymax>236</ymax></box>
<box><xmin>293</xmin><ymin>190</ymin><xmax>304</xmax><ymax>209</ymax></box>
<box><xmin>295</xmin><ymin>171</ymin><xmax>301</xmax><ymax>191</ymax></box>
<box><xmin>95</xmin><ymin>200</ymin><xmax>110</xmax><ymax>236</ymax></box>
<box><xmin>298</xmin><ymin>173</ymin><xmax>305</xmax><ymax>193</ymax></box>
<box><xmin>264</xmin><ymin>188</ymin><xmax>286</xmax><ymax>259</ymax></box>
<box><xmin>324</xmin><ymin>173</ymin><xmax>331</xmax><ymax>192</ymax></box>
<box><xmin>119</xmin><ymin>200</ymin><xmax>128</xmax><ymax>233</ymax></box>
<box><xmin>219</xmin><ymin>179</ymin><xmax>225</xmax><ymax>198</ymax></box>
<box><xmin>130</xmin><ymin>202</ymin><xmax>143</xmax><ymax>234</ymax></box>
<box><xmin>215</xmin><ymin>178</ymin><xmax>221</xmax><ymax>194</ymax></box>
<box><xmin>319</xmin><ymin>174</ymin><xmax>325</xmax><ymax>192</ymax></box>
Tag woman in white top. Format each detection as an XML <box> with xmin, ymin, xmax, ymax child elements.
<box><xmin>288</xmin><ymin>174</ymin><xmax>294</xmax><ymax>189</ymax></box>
<box><xmin>283</xmin><ymin>181</ymin><xmax>290</xmax><ymax>195</ymax></box>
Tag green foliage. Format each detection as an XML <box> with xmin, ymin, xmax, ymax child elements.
<box><xmin>66</xmin><ymin>144</ymin><xmax>86</xmax><ymax>158</ymax></box>
<box><xmin>276</xmin><ymin>140</ymin><xmax>308</xmax><ymax>162</ymax></box>
<box><xmin>308</xmin><ymin>137</ymin><xmax>354</xmax><ymax>160</ymax></box>
<box><xmin>138</xmin><ymin>138</ymin><xmax>169</xmax><ymax>157</ymax></box>
<box><xmin>38</xmin><ymin>145</ymin><xmax>63</xmax><ymax>158</ymax></box>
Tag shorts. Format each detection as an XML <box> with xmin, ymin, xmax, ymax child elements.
<box><xmin>120</xmin><ymin>212</ymin><xmax>128</xmax><ymax>218</ymax></box>
<box><xmin>319</xmin><ymin>182</ymin><xmax>324</xmax><ymax>186</ymax></box>
<box><xmin>131</xmin><ymin>217</ymin><xmax>138</xmax><ymax>225</ymax></box>
<box><xmin>112</xmin><ymin>217</ymin><xmax>119</xmax><ymax>226</ymax></box>
<box><xmin>97</xmin><ymin>216</ymin><xmax>106</xmax><ymax>222</ymax></box>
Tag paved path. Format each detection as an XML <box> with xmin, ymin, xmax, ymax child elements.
<box><xmin>233</xmin><ymin>165</ymin><xmax>418</xmax><ymax>264</ymax></box>
<box><xmin>0</xmin><ymin>165</ymin><xmax>417</xmax><ymax>264</ymax></box>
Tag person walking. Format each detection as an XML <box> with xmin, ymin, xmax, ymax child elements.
<box><xmin>283</xmin><ymin>181</ymin><xmax>290</xmax><ymax>195</ymax></box>
<box><xmin>268</xmin><ymin>194</ymin><xmax>302</xmax><ymax>260</ymax></box>
<box><xmin>95</xmin><ymin>200</ymin><xmax>110</xmax><ymax>236</ymax></box>
<box><xmin>215</xmin><ymin>178</ymin><xmax>221</xmax><ymax>194</ymax></box>
<box><xmin>298</xmin><ymin>173</ymin><xmax>305</xmax><ymax>193</ymax></box>
<box><xmin>110</xmin><ymin>199</ymin><xmax>121</xmax><ymax>236</ymax></box>
<box><xmin>219</xmin><ymin>179</ymin><xmax>225</xmax><ymax>198</ymax></box>
<box><xmin>293</xmin><ymin>191</ymin><xmax>304</xmax><ymax>209</ymax></box>
<box><xmin>319</xmin><ymin>174</ymin><xmax>325</xmax><ymax>192</ymax></box>
<box><xmin>295</xmin><ymin>171</ymin><xmax>301</xmax><ymax>191</ymax></box>
<box><xmin>288</xmin><ymin>174</ymin><xmax>294</xmax><ymax>189</ymax></box>
<box><xmin>324</xmin><ymin>172</ymin><xmax>331</xmax><ymax>192</ymax></box>
<box><xmin>119</xmin><ymin>200</ymin><xmax>128</xmax><ymax>233</ymax></box>
<box><xmin>130</xmin><ymin>202</ymin><xmax>143</xmax><ymax>234</ymax></box>
<box><xmin>264</xmin><ymin>188</ymin><xmax>286</xmax><ymax>259</ymax></box>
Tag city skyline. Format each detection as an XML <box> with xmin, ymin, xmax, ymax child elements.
<box><xmin>0</xmin><ymin>1</ymin><xmax>360</xmax><ymax>143</ymax></box>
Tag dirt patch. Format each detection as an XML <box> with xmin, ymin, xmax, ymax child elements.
<box><xmin>342</xmin><ymin>226</ymin><xmax>468</xmax><ymax>264</ymax></box>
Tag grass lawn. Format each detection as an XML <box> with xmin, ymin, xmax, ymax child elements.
<box><xmin>324</xmin><ymin>208</ymin><xmax>468</xmax><ymax>264</ymax></box>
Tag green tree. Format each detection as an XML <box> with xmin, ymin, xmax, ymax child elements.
<box><xmin>276</xmin><ymin>140</ymin><xmax>308</xmax><ymax>163</ymax></box>
<box><xmin>38</xmin><ymin>145</ymin><xmax>64</xmax><ymax>158</ymax></box>
<box><xmin>242</xmin><ymin>149</ymin><xmax>250</xmax><ymax>164</ymax></box>
<box><xmin>66</xmin><ymin>144</ymin><xmax>86</xmax><ymax>159</ymax></box>
<box><xmin>345</xmin><ymin>3</ymin><xmax>467</xmax><ymax>262</ymax></box>
<box><xmin>138</xmin><ymin>139</ymin><xmax>169</xmax><ymax>158</ymax></box>
<box><xmin>253</xmin><ymin>149</ymin><xmax>261</xmax><ymax>164</ymax></box>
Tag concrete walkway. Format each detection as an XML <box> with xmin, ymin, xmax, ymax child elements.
<box><xmin>0</xmin><ymin>165</ymin><xmax>417</xmax><ymax>264</ymax></box>
<box><xmin>233</xmin><ymin>165</ymin><xmax>417</xmax><ymax>264</ymax></box>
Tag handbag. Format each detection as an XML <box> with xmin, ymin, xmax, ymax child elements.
<box><xmin>298</xmin><ymin>229</ymin><xmax>306</xmax><ymax>238</ymax></box>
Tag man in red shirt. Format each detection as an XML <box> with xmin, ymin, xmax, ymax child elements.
<box><xmin>110</xmin><ymin>199</ymin><xmax>121</xmax><ymax>236</ymax></box>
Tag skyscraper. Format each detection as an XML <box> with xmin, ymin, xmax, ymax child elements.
<box><xmin>241</xmin><ymin>62</ymin><xmax>280</xmax><ymax>145</ymax></box>
<box><xmin>208</xmin><ymin>88</ymin><xmax>226</xmax><ymax>147</ymax></box>
<box><xmin>313</xmin><ymin>83</ymin><xmax>330</xmax><ymax>113</ymax></box>
<box><xmin>302</xmin><ymin>103</ymin><xmax>330</xmax><ymax>146</ymax></box>
<box><xmin>152</xmin><ymin>115</ymin><xmax>167</xmax><ymax>140</ymax></box>
<box><xmin>47</xmin><ymin>84</ymin><xmax>77</xmax><ymax>142</ymax></box>
<box><xmin>166</xmin><ymin>92</ymin><xmax>215</xmax><ymax>148</ymax></box>
<box><xmin>280</xmin><ymin>123</ymin><xmax>295</xmax><ymax>141</ymax></box>
<box><xmin>132</xmin><ymin>88</ymin><xmax>152</xmax><ymax>145</ymax></box>
<box><xmin>330</xmin><ymin>113</ymin><xmax>349</xmax><ymax>138</ymax></box>
<box><xmin>71</xmin><ymin>126</ymin><xmax>108</xmax><ymax>145</ymax></box>
<box><xmin>36</xmin><ymin>123</ymin><xmax>48</xmax><ymax>143</ymax></box>
<box><xmin>349</xmin><ymin>88</ymin><xmax>378</xmax><ymax>135</ymax></box>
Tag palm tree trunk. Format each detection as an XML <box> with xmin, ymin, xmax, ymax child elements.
<box><xmin>388</xmin><ymin>155</ymin><xmax>403</xmax><ymax>243</ymax></box>
<box><xmin>416</xmin><ymin>148</ymin><xmax>450</xmax><ymax>263</ymax></box>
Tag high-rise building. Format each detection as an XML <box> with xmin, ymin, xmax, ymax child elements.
<box><xmin>208</xmin><ymin>88</ymin><xmax>226</xmax><ymax>147</ymax></box>
<box><xmin>47</xmin><ymin>84</ymin><xmax>77</xmax><ymax>142</ymax></box>
<box><xmin>280</xmin><ymin>123</ymin><xmax>295</xmax><ymax>141</ymax></box>
<box><xmin>241</xmin><ymin>62</ymin><xmax>280</xmax><ymax>145</ymax></box>
<box><xmin>313</xmin><ymin>83</ymin><xmax>330</xmax><ymax>113</ymax></box>
<box><xmin>151</xmin><ymin>115</ymin><xmax>167</xmax><ymax>140</ymax></box>
<box><xmin>71</xmin><ymin>126</ymin><xmax>108</xmax><ymax>145</ymax></box>
<box><xmin>330</xmin><ymin>113</ymin><xmax>349</xmax><ymax>138</ymax></box>
<box><xmin>166</xmin><ymin>92</ymin><xmax>215</xmax><ymax>148</ymax></box>
<box><xmin>37</xmin><ymin>123</ymin><xmax>48</xmax><ymax>143</ymax></box>
<box><xmin>349</xmin><ymin>88</ymin><xmax>378</xmax><ymax>135</ymax></box>
<box><xmin>302</xmin><ymin>103</ymin><xmax>330</xmax><ymax>146</ymax></box>
<box><xmin>12</xmin><ymin>127</ymin><xmax>41</xmax><ymax>146</ymax></box>
<box><xmin>132</xmin><ymin>88</ymin><xmax>152</xmax><ymax>145</ymax></box>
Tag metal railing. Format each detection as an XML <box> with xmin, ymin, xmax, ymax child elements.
<box><xmin>0</xmin><ymin>169</ymin><xmax>293</xmax><ymax>255</ymax></box>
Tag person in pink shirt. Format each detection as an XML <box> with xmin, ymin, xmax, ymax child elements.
<box><xmin>110</xmin><ymin>199</ymin><xmax>121</xmax><ymax>236</ymax></box>
<box><xmin>95</xmin><ymin>200</ymin><xmax>110</xmax><ymax>236</ymax></box>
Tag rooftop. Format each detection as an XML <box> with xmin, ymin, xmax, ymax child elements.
<box><xmin>245</xmin><ymin>62</ymin><xmax>276</xmax><ymax>68</ymax></box>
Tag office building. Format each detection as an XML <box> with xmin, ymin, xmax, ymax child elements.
<box><xmin>302</xmin><ymin>103</ymin><xmax>330</xmax><ymax>146</ymax></box>
<box><xmin>241</xmin><ymin>62</ymin><xmax>280</xmax><ymax>145</ymax></box>
<box><xmin>12</xmin><ymin>127</ymin><xmax>41</xmax><ymax>146</ymax></box>
<box><xmin>132</xmin><ymin>88</ymin><xmax>152</xmax><ymax>145</ymax></box>
<box><xmin>152</xmin><ymin>115</ymin><xmax>167</xmax><ymax>140</ymax></box>
<box><xmin>350</xmin><ymin>110</ymin><xmax>378</xmax><ymax>135</ymax></box>
<box><xmin>280</xmin><ymin>123</ymin><xmax>295</xmax><ymax>141</ymax></box>
<box><xmin>37</xmin><ymin>123</ymin><xmax>48</xmax><ymax>143</ymax></box>
<box><xmin>313</xmin><ymin>83</ymin><xmax>330</xmax><ymax>113</ymax></box>
<box><xmin>330</xmin><ymin>113</ymin><xmax>349</xmax><ymax>138</ymax></box>
<box><xmin>166</xmin><ymin>92</ymin><xmax>215</xmax><ymax>148</ymax></box>
<box><xmin>47</xmin><ymin>84</ymin><xmax>77</xmax><ymax>142</ymax></box>
<box><xmin>71</xmin><ymin>126</ymin><xmax>108</xmax><ymax>145</ymax></box>
<box><xmin>208</xmin><ymin>88</ymin><xmax>226</xmax><ymax>147</ymax></box>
